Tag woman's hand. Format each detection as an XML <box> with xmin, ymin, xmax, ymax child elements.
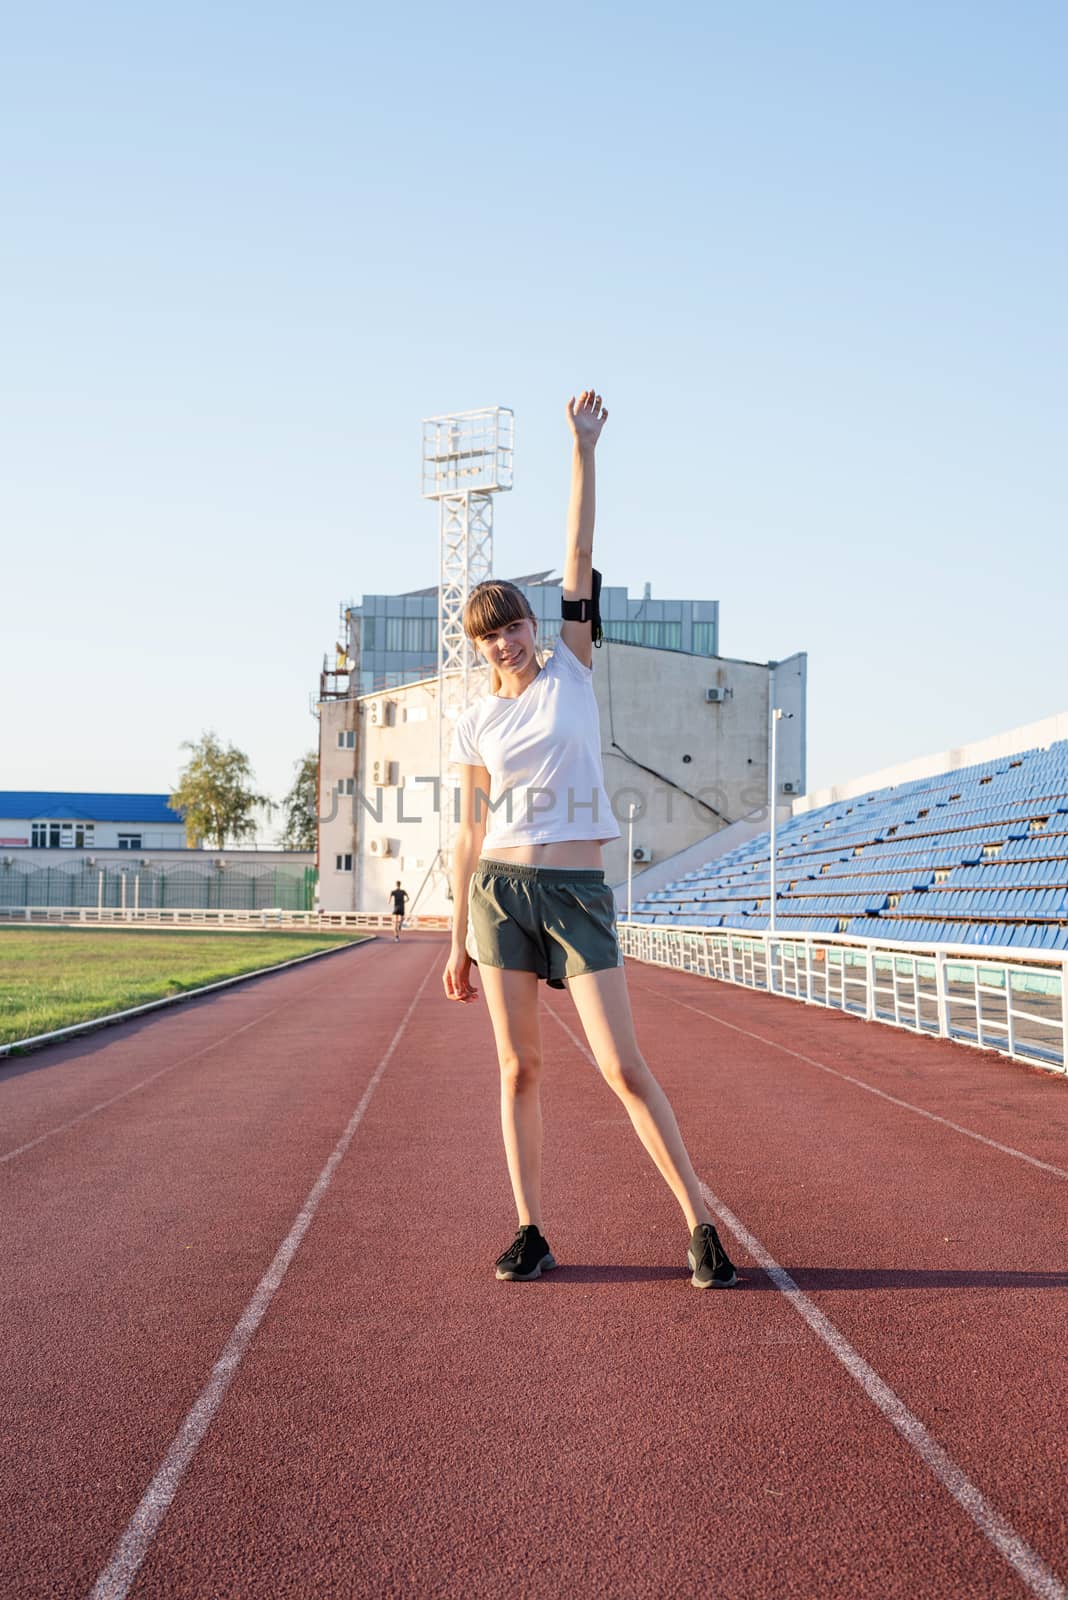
<box><xmin>566</xmin><ymin>389</ymin><xmax>608</xmax><ymax>451</ymax></box>
<box><xmin>443</xmin><ymin>947</ymin><xmax>480</xmax><ymax>1003</ymax></box>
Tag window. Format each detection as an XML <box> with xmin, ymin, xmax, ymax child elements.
<box><xmin>692</xmin><ymin>621</ymin><xmax>717</xmax><ymax>654</ymax></box>
<box><xmin>336</xmin><ymin>778</ymin><xmax>355</xmax><ymax>795</ymax></box>
<box><xmin>385</xmin><ymin>617</ymin><xmax>436</xmax><ymax>653</ymax></box>
<box><xmin>117</xmin><ymin>833</ymin><xmax>142</xmax><ymax>850</ymax></box>
<box><xmin>337</xmin><ymin>729</ymin><xmax>355</xmax><ymax>749</ymax></box>
<box><xmin>335</xmin><ymin>853</ymin><xmax>353</xmax><ymax>871</ymax></box>
<box><xmin>31</xmin><ymin>821</ymin><xmax>95</xmax><ymax>848</ymax></box>
<box><xmin>602</xmin><ymin>620</ymin><xmax>682</xmax><ymax>648</ymax></box>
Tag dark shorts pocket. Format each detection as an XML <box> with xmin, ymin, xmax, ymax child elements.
<box><xmin>541</xmin><ymin>880</ymin><xmax>621</xmax><ymax>983</ymax></box>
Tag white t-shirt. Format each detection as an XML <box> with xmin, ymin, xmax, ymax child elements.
<box><xmin>449</xmin><ymin>637</ymin><xmax>622</xmax><ymax>851</ymax></box>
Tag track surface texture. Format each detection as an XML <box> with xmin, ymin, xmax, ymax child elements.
<box><xmin>2</xmin><ymin>931</ymin><xmax>1066</xmax><ymax>1599</ymax></box>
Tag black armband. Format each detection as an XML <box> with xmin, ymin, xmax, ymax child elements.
<box><xmin>560</xmin><ymin>567</ymin><xmax>604</xmax><ymax>647</ymax></box>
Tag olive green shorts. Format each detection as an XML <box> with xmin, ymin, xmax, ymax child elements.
<box><xmin>467</xmin><ymin>859</ymin><xmax>623</xmax><ymax>990</ymax></box>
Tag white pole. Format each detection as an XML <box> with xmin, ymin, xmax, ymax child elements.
<box><xmin>627</xmin><ymin>803</ymin><xmax>637</xmax><ymax>922</ymax></box>
<box><xmin>134</xmin><ymin>873</ymin><xmax>140</xmax><ymax>913</ymax></box>
<box><xmin>97</xmin><ymin>870</ymin><xmax>103</xmax><ymax>915</ymax></box>
<box><xmin>120</xmin><ymin>870</ymin><xmax>127</xmax><ymax>916</ymax></box>
<box><xmin>769</xmin><ymin>708</ymin><xmax>781</xmax><ymax>934</ymax></box>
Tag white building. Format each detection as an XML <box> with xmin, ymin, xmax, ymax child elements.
<box><xmin>0</xmin><ymin>792</ymin><xmax>188</xmax><ymax>852</ymax></box>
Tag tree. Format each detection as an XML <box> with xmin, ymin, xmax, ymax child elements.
<box><xmin>169</xmin><ymin>732</ymin><xmax>272</xmax><ymax>849</ymax></box>
<box><xmin>281</xmin><ymin>751</ymin><xmax>319</xmax><ymax>851</ymax></box>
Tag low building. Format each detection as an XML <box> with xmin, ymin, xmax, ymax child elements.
<box><xmin>0</xmin><ymin>793</ymin><xmax>187</xmax><ymax>852</ymax></box>
<box><xmin>0</xmin><ymin>794</ymin><xmax>315</xmax><ymax>912</ymax></box>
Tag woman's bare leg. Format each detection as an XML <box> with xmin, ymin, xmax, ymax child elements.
<box><xmin>565</xmin><ymin>966</ymin><xmax>711</xmax><ymax>1233</ymax></box>
<box><xmin>479</xmin><ymin>965</ymin><xmax>545</xmax><ymax>1229</ymax></box>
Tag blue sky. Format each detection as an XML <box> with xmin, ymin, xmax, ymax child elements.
<box><xmin>3</xmin><ymin>2</ymin><xmax>1065</xmax><ymax>832</ymax></box>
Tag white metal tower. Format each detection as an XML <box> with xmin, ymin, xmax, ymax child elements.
<box><xmin>421</xmin><ymin>406</ymin><xmax>514</xmax><ymax>898</ymax></box>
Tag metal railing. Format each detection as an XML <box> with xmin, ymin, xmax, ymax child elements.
<box><xmin>618</xmin><ymin>923</ymin><xmax>1067</xmax><ymax>1074</ymax></box>
<box><xmin>0</xmin><ymin>907</ymin><xmax>451</xmax><ymax>933</ymax></box>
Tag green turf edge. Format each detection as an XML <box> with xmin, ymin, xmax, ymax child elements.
<box><xmin>0</xmin><ymin>934</ymin><xmax>374</xmax><ymax>1058</ymax></box>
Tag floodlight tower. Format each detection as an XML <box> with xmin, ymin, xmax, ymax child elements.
<box><xmin>421</xmin><ymin>406</ymin><xmax>515</xmax><ymax>894</ymax></box>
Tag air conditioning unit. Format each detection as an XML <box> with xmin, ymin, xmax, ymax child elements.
<box><xmin>371</xmin><ymin>759</ymin><xmax>398</xmax><ymax>787</ymax></box>
<box><xmin>781</xmin><ymin>781</ymin><xmax>800</xmax><ymax>795</ymax></box>
<box><xmin>369</xmin><ymin>837</ymin><xmax>393</xmax><ymax>858</ymax></box>
<box><xmin>368</xmin><ymin>698</ymin><xmax>395</xmax><ymax>727</ymax></box>
<box><xmin>632</xmin><ymin>846</ymin><xmax>652</xmax><ymax>863</ymax></box>
<box><xmin>705</xmin><ymin>687</ymin><xmax>726</xmax><ymax>703</ymax></box>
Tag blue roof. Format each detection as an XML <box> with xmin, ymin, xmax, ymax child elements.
<box><xmin>0</xmin><ymin>792</ymin><xmax>185</xmax><ymax>824</ymax></box>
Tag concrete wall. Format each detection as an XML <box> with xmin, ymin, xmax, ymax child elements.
<box><xmin>600</xmin><ymin>645</ymin><xmax>806</xmax><ymax>883</ymax></box>
<box><xmin>318</xmin><ymin>642</ymin><xmax>807</xmax><ymax>916</ymax></box>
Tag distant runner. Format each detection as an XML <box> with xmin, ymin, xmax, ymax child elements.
<box><xmin>442</xmin><ymin>390</ymin><xmax>738</xmax><ymax>1291</ymax></box>
<box><xmin>389</xmin><ymin>882</ymin><xmax>409</xmax><ymax>942</ymax></box>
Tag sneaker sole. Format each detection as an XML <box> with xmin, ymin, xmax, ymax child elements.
<box><xmin>687</xmin><ymin>1248</ymin><xmax>738</xmax><ymax>1290</ymax></box>
<box><xmin>495</xmin><ymin>1252</ymin><xmax>557</xmax><ymax>1282</ymax></box>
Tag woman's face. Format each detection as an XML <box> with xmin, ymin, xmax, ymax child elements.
<box><xmin>474</xmin><ymin>614</ymin><xmax>538</xmax><ymax>676</ymax></box>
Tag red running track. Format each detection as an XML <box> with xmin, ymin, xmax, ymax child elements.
<box><xmin>1</xmin><ymin>932</ymin><xmax>1066</xmax><ymax>1599</ymax></box>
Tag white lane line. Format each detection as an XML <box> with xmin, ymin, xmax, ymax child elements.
<box><xmin>2</xmin><ymin>948</ymin><xmax>370</xmax><ymax>1168</ymax></box>
<box><xmin>634</xmin><ymin>982</ymin><xmax>1068</xmax><ymax>1183</ymax></box>
<box><xmin>544</xmin><ymin>1002</ymin><xmax>1068</xmax><ymax>1600</ymax></box>
<box><xmin>87</xmin><ymin>953</ymin><xmax>438</xmax><ymax>1600</ymax></box>
<box><xmin>699</xmin><ymin>1181</ymin><xmax>1068</xmax><ymax>1600</ymax></box>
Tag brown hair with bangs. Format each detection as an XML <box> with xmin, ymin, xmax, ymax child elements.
<box><xmin>463</xmin><ymin>580</ymin><xmax>538</xmax><ymax>695</ymax></box>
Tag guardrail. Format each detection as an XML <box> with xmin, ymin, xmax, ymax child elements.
<box><xmin>0</xmin><ymin>907</ymin><xmax>452</xmax><ymax>932</ymax></box>
<box><xmin>617</xmin><ymin>922</ymin><xmax>1067</xmax><ymax>1074</ymax></box>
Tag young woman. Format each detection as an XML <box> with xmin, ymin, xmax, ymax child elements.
<box><xmin>442</xmin><ymin>390</ymin><xmax>738</xmax><ymax>1291</ymax></box>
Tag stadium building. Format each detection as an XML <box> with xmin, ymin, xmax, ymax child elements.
<box><xmin>317</xmin><ymin>624</ymin><xmax>807</xmax><ymax>916</ymax></box>
<box><xmin>336</xmin><ymin>574</ymin><xmax>721</xmax><ymax>695</ymax></box>
<box><xmin>629</xmin><ymin>708</ymin><xmax>1068</xmax><ymax>952</ymax></box>
<box><xmin>619</xmin><ymin>709</ymin><xmax>1068</xmax><ymax>1071</ymax></box>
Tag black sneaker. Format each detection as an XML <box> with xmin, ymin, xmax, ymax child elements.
<box><xmin>688</xmin><ymin>1222</ymin><xmax>738</xmax><ymax>1289</ymax></box>
<box><xmin>495</xmin><ymin>1225</ymin><xmax>557</xmax><ymax>1282</ymax></box>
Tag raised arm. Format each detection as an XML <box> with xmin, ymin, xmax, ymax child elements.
<box><xmin>561</xmin><ymin>389</ymin><xmax>608</xmax><ymax>668</ymax></box>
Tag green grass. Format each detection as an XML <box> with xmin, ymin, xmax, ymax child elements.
<box><xmin>0</xmin><ymin>928</ymin><xmax>371</xmax><ymax>1047</ymax></box>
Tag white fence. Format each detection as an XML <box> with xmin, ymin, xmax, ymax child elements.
<box><xmin>0</xmin><ymin>907</ymin><xmax>451</xmax><ymax>933</ymax></box>
<box><xmin>618</xmin><ymin>923</ymin><xmax>1067</xmax><ymax>1074</ymax></box>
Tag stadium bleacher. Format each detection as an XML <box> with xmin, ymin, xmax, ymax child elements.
<box><xmin>631</xmin><ymin>742</ymin><xmax>1068</xmax><ymax>951</ymax></box>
